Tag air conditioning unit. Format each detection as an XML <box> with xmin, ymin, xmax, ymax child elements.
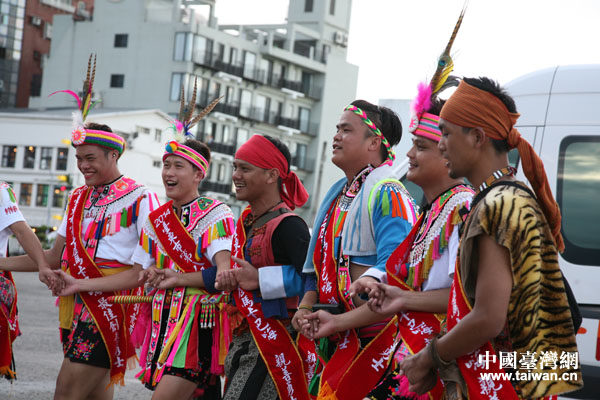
<box><xmin>31</xmin><ymin>16</ymin><xmax>42</xmax><ymax>27</ymax></box>
<box><xmin>342</xmin><ymin>33</ymin><xmax>348</xmax><ymax>47</ymax></box>
<box><xmin>333</xmin><ymin>31</ymin><xmax>344</xmax><ymax>45</ymax></box>
<box><xmin>43</xmin><ymin>23</ymin><xmax>53</xmax><ymax>39</ymax></box>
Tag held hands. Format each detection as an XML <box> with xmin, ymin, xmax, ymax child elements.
<box><xmin>145</xmin><ymin>266</ymin><xmax>180</xmax><ymax>289</ymax></box>
<box><xmin>230</xmin><ymin>256</ymin><xmax>259</xmax><ymax>291</ymax></box>
<box><xmin>347</xmin><ymin>276</ymin><xmax>379</xmax><ymax>298</ymax></box>
<box><xmin>367</xmin><ymin>282</ymin><xmax>406</xmax><ymax>315</ymax></box>
<box><xmin>299</xmin><ymin>310</ymin><xmax>338</xmax><ymax>340</ymax></box>
<box><xmin>398</xmin><ymin>348</ymin><xmax>438</xmax><ymax>395</ymax></box>
<box><xmin>51</xmin><ymin>269</ymin><xmax>80</xmax><ymax>297</ymax></box>
<box><xmin>292</xmin><ymin>307</ymin><xmax>313</xmax><ymax>332</ymax></box>
<box><xmin>39</xmin><ymin>263</ymin><xmax>63</xmax><ymax>294</ymax></box>
<box><xmin>215</xmin><ymin>270</ymin><xmax>238</xmax><ymax>292</ymax></box>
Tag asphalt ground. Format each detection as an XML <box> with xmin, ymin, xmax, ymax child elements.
<box><xmin>0</xmin><ymin>272</ymin><xmax>152</xmax><ymax>400</ymax></box>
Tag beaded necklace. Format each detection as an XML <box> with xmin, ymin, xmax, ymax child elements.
<box><xmin>477</xmin><ymin>166</ymin><xmax>517</xmax><ymax>193</ymax></box>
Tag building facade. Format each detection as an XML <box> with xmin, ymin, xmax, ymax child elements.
<box><xmin>30</xmin><ymin>0</ymin><xmax>359</xmax><ymax>222</ymax></box>
<box><xmin>0</xmin><ymin>108</ymin><xmax>171</xmax><ymax>229</ymax></box>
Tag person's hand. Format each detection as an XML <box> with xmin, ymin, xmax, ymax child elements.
<box><xmin>52</xmin><ymin>270</ymin><xmax>80</xmax><ymax>297</ymax></box>
<box><xmin>153</xmin><ymin>268</ymin><xmax>180</xmax><ymax>289</ymax></box>
<box><xmin>216</xmin><ymin>269</ymin><xmax>238</xmax><ymax>292</ymax></box>
<box><xmin>348</xmin><ymin>276</ymin><xmax>379</xmax><ymax>298</ymax></box>
<box><xmin>367</xmin><ymin>283</ymin><xmax>406</xmax><ymax>315</ymax></box>
<box><xmin>292</xmin><ymin>307</ymin><xmax>313</xmax><ymax>332</ymax></box>
<box><xmin>231</xmin><ymin>256</ymin><xmax>259</xmax><ymax>291</ymax></box>
<box><xmin>398</xmin><ymin>348</ymin><xmax>438</xmax><ymax>395</ymax></box>
<box><xmin>39</xmin><ymin>263</ymin><xmax>62</xmax><ymax>293</ymax></box>
<box><xmin>138</xmin><ymin>268</ymin><xmax>150</xmax><ymax>284</ymax></box>
<box><xmin>300</xmin><ymin>310</ymin><xmax>339</xmax><ymax>340</ymax></box>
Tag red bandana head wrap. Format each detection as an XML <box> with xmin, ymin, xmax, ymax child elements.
<box><xmin>235</xmin><ymin>135</ymin><xmax>309</xmax><ymax>210</ymax></box>
<box><xmin>441</xmin><ymin>80</ymin><xmax>564</xmax><ymax>251</ymax></box>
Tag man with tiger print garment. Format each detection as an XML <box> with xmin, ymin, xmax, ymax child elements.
<box><xmin>398</xmin><ymin>77</ymin><xmax>583</xmax><ymax>399</ymax></box>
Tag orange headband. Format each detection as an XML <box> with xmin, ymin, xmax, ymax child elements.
<box><xmin>441</xmin><ymin>80</ymin><xmax>564</xmax><ymax>252</ymax></box>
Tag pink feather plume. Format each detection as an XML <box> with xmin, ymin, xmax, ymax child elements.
<box><xmin>410</xmin><ymin>82</ymin><xmax>433</xmax><ymax>116</ymax></box>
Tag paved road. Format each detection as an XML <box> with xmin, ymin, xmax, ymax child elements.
<box><xmin>0</xmin><ymin>272</ymin><xmax>152</xmax><ymax>400</ymax></box>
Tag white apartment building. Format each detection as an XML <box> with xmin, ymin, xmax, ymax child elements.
<box><xmin>0</xmin><ymin>108</ymin><xmax>171</xmax><ymax>229</ymax></box>
<box><xmin>30</xmin><ymin>0</ymin><xmax>359</xmax><ymax>222</ymax></box>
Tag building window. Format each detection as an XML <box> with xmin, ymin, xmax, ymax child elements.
<box><xmin>242</xmin><ymin>50</ymin><xmax>256</xmax><ymax>79</ymax></box>
<box><xmin>152</xmin><ymin>160</ymin><xmax>161</xmax><ymax>168</ymax></box>
<box><xmin>192</xmin><ymin>35</ymin><xmax>212</xmax><ymax>64</ymax></box>
<box><xmin>23</xmin><ymin>146</ymin><xmax>36</xmax><ymax>169</ymax></box>
<box><xmin>39</xmin><ymin>147</ymin><xmax>52</xmax><ymax>170</ymax></box>
<box><xmin>299</xmin><ymin>107</ymin><xmax>310</xmax><ymax>133</ymax></box>
<box><xmin>56</xmin><ymin>147</ymin><xmax>68</xmax><ymax>170</ymax></box>
<box><xmin>110</xmin><ymin>74</ymin><xmax>125</xmax><ymax>88</ymax></box>
<box><xmin>305</xmin><ymin>0</ymin><xmax>313</xmax><ymax>12</ymax></box>
<box><xmin>30</xmin><ymin>74</ymin><xmax>42</xmax><ymax>96</ymax></box>
<box><xmin>154</xmin><ymin>129</ymin><xmax>162</xmax><ymax>142</ymax></box>
<box><xmin>1</xmin><ymin>145</ymin><xmax>17</xmax><ymax>168</ymax></box>
<box><xmin>52</xmin><ymin>185</ymin><xmax>66</xmax><ymax>208</ymax></box>
<box><xmin>557</xmin><ymin>135</ymin><xmax>600</xmax><ymax>266</ymax></box>
<box><xmin>330</xmin><ymin>0</ymin><xmax>336</xmax><ymax>15</ymax></box>
<box><xmin>296</xmin><ymin>143</ymin><xmax>307</xmax><ymax>170</ymax></box>
<box><xmin>170</xmin><ymin>73</ymin><xmax>190</xmax><ymax>101</ymax></box>
<box><xmin>239</xmin><ymin>89</ymin><xmax>251</xmax><ymax>117</ymax></box>
<box><xmin>174</xmin><ymin>32</ymin><xmax>193</xmax><ymax>61</ymax></box>
<box><xmin>36</xmin><ymin>184</ymin><xmax>49</xmax><ymax>207</ymax></box>
<box><xmin>114</xmin><ymin>34</ymin><xmax>128</xmax><ymax>48</ymax></box>
<box><xmin>217</xmin><ymin>164</ymin><xmax>226</xmax><ymax>181</ymax></box>
<box><xmin>19</xmin><ymin>183</ymin><xmax>32</xmax><ymax>206</ymax></box>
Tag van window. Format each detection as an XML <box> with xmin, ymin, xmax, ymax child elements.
<box><xmin>557</xmin><ymin>135</ymin><xmax>600</xmax><ymax>266</ymax></box>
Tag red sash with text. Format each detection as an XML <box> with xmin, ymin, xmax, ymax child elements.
<box><xmin>386</xmin><ymin>220</ymin><xmax>445</xmax><ymax>399</ymax></box>
<box><xmin>447</xmin><ymin>264</ymin><xmax>519</xmax><ymax>399</ymax></box>
<box><xmin>311</xmin><ymin>197</ymin><xmax>397</xmax><ymax>400</ymax></box>
<box><xmin>65</xmin><ymin>187</ymin><xmax>136</xmax><ymax>385</ymax></box>
<box><xmin>232</xmin><ymin>207</ymin><xmax>309</xmax><ymax>400</ymax></box>
<box><xmin>149</xmin><ymin>201</ymin><xmax>210</xmax><ymax>273</ymax></box>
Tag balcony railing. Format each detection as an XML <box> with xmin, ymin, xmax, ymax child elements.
<box><xmin>207</xmin><ymin>142</ymin><xmax>236</xmax><ymax>156</ymax></box>
<box><xmin>199</xmin><ymin>180</ymin><xmax>232</xmax><ymax>195</ymax></box>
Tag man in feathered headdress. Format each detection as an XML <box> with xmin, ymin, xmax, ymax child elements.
<box><xmin>398</xmin><ymin>76</ymin><xmax>584</xmax><ymax>399</ymax></box>
<box><xmin>0</xmin><ymin>55</ymin><xmax>160</xmax><ymax>399</ymax></box>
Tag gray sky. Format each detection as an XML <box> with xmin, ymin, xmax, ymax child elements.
<box><xmin>213</xmin><ymin>0</ymin><xmax>600</xmax><ymax>102</ymax></box>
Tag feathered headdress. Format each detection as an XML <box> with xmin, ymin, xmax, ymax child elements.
<box><xmin>163</xmin><ymin>78</ymin><xmax>222</xmax><ymax>176</ymax></box>
<box><xmin>49</xmin><ymin>54</ymin><xmax>125</xmax><ymax>154</ymax></box>
<box><xmin>408</xmin><ymin>4</ymin><xmax>467</xmax><ymax>141</ymax></box>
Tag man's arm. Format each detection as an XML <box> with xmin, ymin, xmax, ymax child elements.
<box><xmin>57</xmin><ymin>263</ymin><xmax>144</xmax><ymax>295</ymax></box>
<box><xmin>399</xmin><ymin>234</ymin><xmax>513</xmax><ymax>394</ymax></box>
<box><xmin>0</xmin><ymin>233</ymin><xmax>64</xmax><ymax>272</ymax></box>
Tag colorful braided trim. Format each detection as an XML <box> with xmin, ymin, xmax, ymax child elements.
<box><xmin>344</xmin><ymin>105</ymin><xmax>395</xmax><ymax>161</ymax></box>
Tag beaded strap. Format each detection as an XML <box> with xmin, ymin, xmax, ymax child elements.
<box><xmin>345</xmin><ymin>105</ymin><xmax>395</xmax><ymax>161</ymax></box>
<box><xmin>478</xmin><ymin>166</ymin><xmax>517</xmax><ymax>192</ymax></box>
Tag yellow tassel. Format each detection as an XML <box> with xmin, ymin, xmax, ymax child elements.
<box><xmin>317</xmin><ymin>381</ymin><xmax>338</xmax><ymax>400</ymax></box>
<box><xmin>59</xmin><ymin>295</ymin><xmax>75</xmax><ymax>330</ymax></box>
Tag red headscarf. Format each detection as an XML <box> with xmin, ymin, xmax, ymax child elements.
<box><xmin>235</xmin><ymin>135</ymin><xmax>309</xmax><ymax>210</ymax></box>
<box><xmin>441</xmin><ymin>80</ymin><xmax>564</xmax><ymax>252</ymax></box>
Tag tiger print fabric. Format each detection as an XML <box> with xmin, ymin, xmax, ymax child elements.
<box><xmin>458</xmin><ymin>182</ymin><xmax>583</xmax><ymax>398</ymax></box>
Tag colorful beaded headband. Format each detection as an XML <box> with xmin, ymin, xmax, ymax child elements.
<box><xmin>49</xmin><ymin>54</ymin><xmax>125</xmax><ymax>154</ymax></box>
<box><xmin>344</xmin><ymin>105</ymin><xmax>395</xmax><ymax>161</ymax></box>
<box><xmin>408</xmin><ymin>112</ymin><xmax>442</xmax><ymax>142</ymax></box>
<box><xmin>163</xmin><ymin>141</ymin><xmax>208</xmax><ymax>177</ymax></box>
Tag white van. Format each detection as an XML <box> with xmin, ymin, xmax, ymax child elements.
<box><xmin>395</xmin><ymin>64</ymin><xmax>600</xmax><ymax>399</ymax></box>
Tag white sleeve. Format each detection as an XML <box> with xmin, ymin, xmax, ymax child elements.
<box><xmin>205</xmin><ymin>237</ymin><xmax>232</xmax><ymax>264</ymax></box>
<box><xmin>0</xmin><ymin>185</ymin><xmax>25</xmax><ymax>232</ymax></box>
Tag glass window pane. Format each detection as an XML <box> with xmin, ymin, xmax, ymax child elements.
<box><xmin>56</xmin><ymin>147</ymin><xmax>68</xmax><ymax>170</ymax></box>
<box><xmin>173</xmin><ymin>32</ymin><xmax>185</xmax><ymax>61</ymax></box>
<box><xmin>19</xmin><ymin>183</ymin><xmax>32</xmax><ymax>206</ymax></box>
<box><xmin>23</xmin><ymin>145</ymin><xmax>35</xmax><ymax>168</ymax></box>
<box><xmin>36</xmin><ymin>184</ymin><xmax>48</xmax><ymax>207</ymax></box>
<box><xmin>170</xmin><ymin>73</ymin><xmax>182</xmax><ymax>101</ymax></box>
<box><xmin>40</xmin><ymin>147</ymin><xmax>52</xmax><ymax>170</ymax></box>
<box><xmin>558</xmin><ymin>136</ymin><xmax>600</xmax><ymax>266</ymax></box>
<box><xmin>2</xmin><ymin>145</ymin><xmax>17</xmax><ymax>167</ymax></box>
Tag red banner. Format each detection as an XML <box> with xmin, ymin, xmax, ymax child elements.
<box><xmin>65</xmin><ymin>187</ymin><xmax>136</xmax><ymax>385</ymax></box>
<box><xmin>232</xmin><ymin>207</ymin><xmax>309</xmax><ymax>400</ymax></box>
